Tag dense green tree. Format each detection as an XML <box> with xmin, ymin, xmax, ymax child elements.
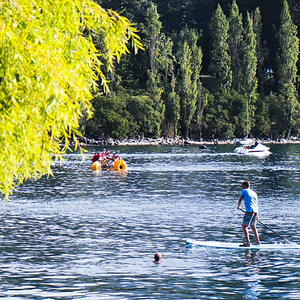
<box><xmin>252</xmin><ymin>95</ymin><xmax>270</xmax><ymax>137</ymax></box>
<box><xmin>89</xmin><ymin>0</ymin><xmax>300</xmax><ymax>140</ymax></box>
<box><xmin>126</xmin><ymin>95</ymin><xmax>161</xmax><ymax>138</ymax></box>
<box><xmin>266</xmin><ymin>92</ymin><xmax>285</xmax><ymax>137</ymax></box>
<box><xmin>164</xmin><ymin>73</ymin><xmax>180</xmax><ymax>137</ymax></box>
<box><xmin>253</xmin><ymin>7</ymin><xmax>267</xmax><ymax>96</ymax></box>
<box><xmin>252</xmin><ymin>8</ymin><xmax>270</xmax><ymax>138</ymax></box>
<box><xmin>240</xmin><ymin>12</ymin><xmax>258</xmax><ymax>137</ymax></box>
<box><xmin>143</xmin><ymin>2</ymin><xmax>169</xmax><ymax>137</ymax></box>
<box><xmin>196</xmin><ymin>85</ymin><xmax>209</xmax><ymax>141</ymax></box>
<box><xmin>96</xmin><ymin>0</ymin><xmax>150</xmax><ymax>94</ymax></box>
<box><xmin>203</xmin><ymin>90</ymin><xmax>247</xmax><ymax>139</ymax></box>
<box><xmin>158</xmin><ymin>34</ymin><xmax>180</xmax><ymax>137</ymax></box>
<box><xmin>86</xmin><ymin>93</ymin><xmax>133</xmax><ymax>138</ymax></box>
<box><xmin>228</xmin><ymin>0</ymin><xmax>244</xmax><ymax>91</ymax></box>
<box><xmin>176</xmin><ymin>26</ymin><xmax>203</xmax><ymax>140</ymax></box>
<box><xmin>277</xmin><ymin>0</ymin><xmax>300</xmax><ymax>137</ymax></box>
<box><xmin>203</xmin><ymin>92</ymin><xmax>236</xmax><ymax>139</ymax></box>
<box><xmin>144</xmin><ymin>3</ymin><xmax>163</xmax><ymax>109</ymax></box>
<box><xmin>209</xmin><ymin>4</ymin><xmax>232</xmax><ymax>92</ymax></box>
<box><xmin>98</xmin><ymin>0</ymin><xmax>149</xmax><ymax>24</ymax></box>
<box><xmin>154</xmin><ymin>0</ymin><xmax>204</xmax><ymax>33</ymax></box>
<box><xmin>87</xmin><ymin>91</ymin><xmax>162</xmax><ymax>139</ymax></box>
<box><xmin>228</xmin><ymin>91</ymin><xmax>249</xmax><ymax>138</ymax></box>
<box><xmin>113</xmin><ymin>54</ymin><xmax>146</xmax><ymax>92</ymax></box>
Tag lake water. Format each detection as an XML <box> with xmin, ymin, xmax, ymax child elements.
<box><xmin>1</xmin><ymin>144</ymin><xmax>300</xmax><ymax>299</ymax></box>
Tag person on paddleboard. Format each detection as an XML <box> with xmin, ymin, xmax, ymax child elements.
<box><xmin>237</xmin><ymin>181</ymin><xmax>261</xmax><ymax>247</ymax></box>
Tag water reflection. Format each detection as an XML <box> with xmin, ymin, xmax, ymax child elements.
<box><xmin>244</xmin><ymin>250</ymin><xmax>262</xmax><ymax>266</ymax></box>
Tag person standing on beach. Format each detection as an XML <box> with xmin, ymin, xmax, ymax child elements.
<box><xmin>237</xmin><ymin>181</ymin><xmax>261</xmax><ymax>247</ymax></box>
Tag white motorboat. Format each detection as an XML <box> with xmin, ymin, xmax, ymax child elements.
<box><xmin>233</xmin><ymin>142</ymin><xmax>271</xmax><ymax>155</ymax></box>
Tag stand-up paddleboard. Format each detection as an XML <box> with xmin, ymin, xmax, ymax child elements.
<box><xmin>186</xmin><ymin>239</ymin><xmax>300</xmax><ymax>250</ymax></box>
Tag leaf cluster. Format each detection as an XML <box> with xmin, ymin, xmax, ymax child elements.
<box><xmin>0</xmin><ymin>0</ymin><xmax>142</xmax><ymax>198</ymax></box>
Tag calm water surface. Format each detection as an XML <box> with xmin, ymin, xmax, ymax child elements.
<box><xmin>1</xmin><ymin>144</ymin><xmax>300</xmax><ymax>299</ymax></box>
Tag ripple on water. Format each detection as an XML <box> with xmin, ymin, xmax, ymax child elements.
<box><xmin>1</xmin><ymin>145</ymin><xmax>300</xmax><ymax>299</ymax></box>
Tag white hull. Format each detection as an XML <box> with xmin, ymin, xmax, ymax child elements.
<box><xmin>233</xmin><ymin>143</ymin><xmax>271</xmax><ymax>155</ymax></box>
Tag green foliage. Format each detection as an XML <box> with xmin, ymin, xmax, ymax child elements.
<box><xmin>241</xmin><ymin>12</ymin><xmax>258</xmax><ymax>99</ymax></box>
<box><xmin>252</xmin><ymin>96</ymin><xmax>270</xmax><ymax>137</ymax></box>
<box><xmin>203</xmin><ymin>93</ymin><xmax>234</xmax><ymax>139</ymax></box>
<box><xmin>158</xmin><ymin>33</ymin><xmax>179</xmax><ymax>137</ymax></box>
<box><xmin>163</xmin><ymin>73</ymin><xmax>180</xmax><ymax>137</ymax></box>
<box><xmin>203</xmin><ymin>90</ymin><xmax>247</xmax><ymax>138</ymax></box>
<box><xmin>176</xmin><ymin>26</ymin><xmax>203</xmax><ymax>139</ymax></box>
<box><xmin>196</xmin><ymin>85</ymin><xmax>209</xmax><ymax>141</ymax></box>
<box><xmin>87</xmin><ymin>92</ymin><xmax>161</xmax><ymax>139</ymax></box>
<box><xmin>91</xmin><ymin>0</ymin><xmax>300</xmax><ymax>141</ymax></box>
<box><xmin>240</xmin><ymin>12</ymin><xmax>258</xmax><ymax>136</ymax></box>
<box><xmin>291</xmin><ymin>101</ymin><xmax>300</xmax><ymax>136</ymax></box>
<box><xmin>265</xmin><ymin>92</ymin><xmax>285</xmax><ymax>136</ymax></box>
<box><xmin>253</xmin><ymin>7</ymin><xmax>268</xmax><ymax>96</ymax></box>
<box><xmin>126</xmin><ymin>95</ymin><xmax>161</xmax><ymax>138</ymax></box>
<box><xmin>86</xmin><ymin>93</ymin><xmax>133</xmax><ymax>138</ymax></box>
<box><xmin>0</xmin><ymin>0</ymin><xmax>142</xmax><ymax>198</ymax></box>
<box><xmin>228</xmin><ymin>0</ymin><xmax>243</xmax><ymax>91</ymax></box>
<box><xmin>277</xmin><ymin>0</ymin><xmax>300</xmax><ymax>137</ymax></box>
<box><xmin>144</xmin><ymin>3</ymin><xmax>163</xmax><ymax>103</ymax></box>
<box><xmin>142</xmin><ymin>3</ymin><xmax>166</xmax><ymax>134</ymax></box>
<box><xmin>209</xmin><ymin>4</ymin><xmax>232</xmax><ymax>92</ymax></box>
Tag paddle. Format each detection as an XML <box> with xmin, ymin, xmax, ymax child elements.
<box><xmin>239</xmin><ymin>208</ymin><xmax>294</xmax><ymax>244</ymax></box>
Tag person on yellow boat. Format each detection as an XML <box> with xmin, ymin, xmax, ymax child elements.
<box><xmin>92</xmin><ymin>149</ymin><xmax>124</xmax><ymax>170</ymax></box>
<box><xmin>100</xmin><ymin>148</ymin><xmax>109</xmax><ymax>159</ymax></box>
<box><xmin>92</xmin><ymin>153</ymin><xmax>100</xmax><ymax>162</ymax></box>
<box><xmin>92</xmin><ymin>149</ymin><xmax>109</xmax><ymax>162</ymax></box>
<box><xmin>105</xmin><ymin>152</ymin><xmax>121</xmax><ymax>167</ymax></box>
<box><xmin>113</xmin><ymin>152</ymin><xmax>121</xmax><ymax>160</ymax></box>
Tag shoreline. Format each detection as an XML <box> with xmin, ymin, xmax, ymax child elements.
<box><xmin>77</xmin><ymin>136</ymin><xmax>300</xmax><ymax>147</ymax></box>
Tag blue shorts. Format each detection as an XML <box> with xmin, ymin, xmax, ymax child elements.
<box><xmin>243</xmin><ymin>213</ymin><xmax>258</xmax><ymax>227</ymax></box>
